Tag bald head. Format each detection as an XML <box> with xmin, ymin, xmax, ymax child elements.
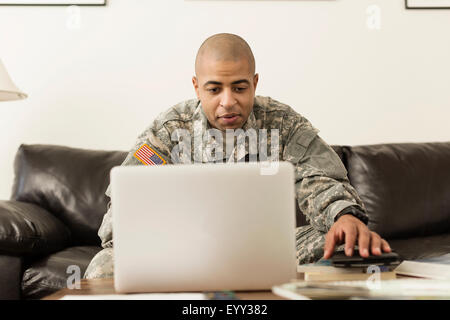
<box><xmin>195</xmin><ymin>33</ymin><xmax>255</xmax><ymax>76</ymax></box>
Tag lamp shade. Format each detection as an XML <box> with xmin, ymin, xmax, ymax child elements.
<box><xmin>0</xmin><ymin>59</ymin><xmax>27</xmax><ymax>101</ymax></box>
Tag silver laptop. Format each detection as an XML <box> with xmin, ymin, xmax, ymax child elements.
<box><xmin>111</xmin><ymin>162</ymin><xmax>297</xmax><ymax>293</ymax></box>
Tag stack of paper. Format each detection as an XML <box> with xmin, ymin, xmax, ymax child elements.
<box><xmin>303</xmin><ymin>271</ymin><xmax>396</xmax><ymax>282</ymax></box>
<box><xmin>297</xmin><ymin>259</ymin><xmax>395</xmax><ymax>282</ymax></box>
<box><xmin>394</xmin><ymin>260</ymin><xmax>450</xmax><ymax>280</ymax></box>
<box><xmin>277</xmin><ymin>257</ymin><xmax>450</xmax><ymax>299</ymax></box>
<box><xmin>273</xmin><ymin>279</ymin><xmax>450</xmax><ymax>300</ymax></box>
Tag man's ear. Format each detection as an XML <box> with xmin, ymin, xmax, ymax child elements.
<box><xmin>192</xmin><ymin>76</ymin><xmax>200</xmax><ymax>100</ymax></box>
<box><xmin>253</xmin><ymin>73</ymin><xmax>259</xmax><ymax>91</ymax></box>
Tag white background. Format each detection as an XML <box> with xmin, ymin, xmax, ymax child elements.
<box><xmin>0</xmin><ymin>0</ymin><xmax>449</xmax><ymax>199</ymax></box>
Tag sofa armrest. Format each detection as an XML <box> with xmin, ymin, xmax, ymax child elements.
<box><xmin>0</xmin><ymin>200</ymin><xmax>71</xmax><ymax>256</ymax></box>
<box><xmin>0</xmin><ymin>255</ymin><xmax>22</xmax><ymax>299</ymax></box>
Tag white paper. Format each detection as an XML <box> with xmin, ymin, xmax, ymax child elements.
<box><xmin>394</xmin><ymin>260</ymin><xmax>450</xmax><ymax>280</ymax></box>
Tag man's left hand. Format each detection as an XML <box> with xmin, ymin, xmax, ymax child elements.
<box><xmin>323</xmin><ymin>214</ymin><xmax>391</xmax><ymax>259</ymax></box>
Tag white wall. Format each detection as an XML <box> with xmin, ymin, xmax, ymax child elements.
<box><xmin>0</xmin><ymin>0</ymin><xmax>449</xmax><ymax>199</ymax></box>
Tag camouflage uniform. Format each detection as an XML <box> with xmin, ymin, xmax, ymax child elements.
<box><xmin>84</xmin><ymin>96</ymin><xmax>368</xmax><ymax>279</ymax></box>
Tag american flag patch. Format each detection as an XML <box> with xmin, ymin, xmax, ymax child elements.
<box><xmin>134</xmin><ymin>144</ymin><xmax>167</xmax><ymax>165</ymax></box>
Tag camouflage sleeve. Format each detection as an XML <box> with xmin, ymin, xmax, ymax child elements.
<box><xmin>283</xmin><ymin>117</ymin><xmax>368</xmax><ymax>233</ymax></box>
<box><xmin>98</xmin><ymin>123</ymin><xmax>173</xmax><ymax>248</ymax></box>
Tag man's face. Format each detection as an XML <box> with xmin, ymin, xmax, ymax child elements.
<box><xmin>192</xmin><ymin>58</ymin><xmax>258</xmax><ymax>131</ymax></box>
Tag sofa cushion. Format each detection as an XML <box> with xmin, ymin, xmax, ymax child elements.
<box><xmin>11</xmin><ymin>144</ymin><xmax>127</xmax><ymax>246</ymax></box>
<box><xmin>0</xmin><ymin>255</ymin><xmax>22</xmax><ymax>300</ymax></box>
<box><xmin>416</xmin><ymin>252</ymin><xmax>450</xmax><ymax>264</ymax></box>
<box><xmin>388</xmin><ymin>233</ymin><xmax>450</xmax><ymax>261</ymax></box>
<box><xmin>344</xmin><ymin>142</ymin><xmax>450</xmax><ymax>239</ymax></box>
<box><xmin>21</xmin><ymin>246</ymin><xmax>102</xmax><ymax>299</ymax></box>
<box><xmin>0</xmin><ymin>200</ymin><xmax>70</xmax><ymax>256</ymax></box>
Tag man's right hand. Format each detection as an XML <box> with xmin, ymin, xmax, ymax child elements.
<box><xmin>323</xmin><ymin>214</ymin><xmax>391</xmax><ymax>259</ymax></box>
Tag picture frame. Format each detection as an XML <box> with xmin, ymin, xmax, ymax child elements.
<box><xmin>405</xmin><ymin>0</ymin><xmax>450</xmax><ymax>9</ymax></box>
<box><xmin>0</xmin><ymin>0</ymin><xmax>105</xmax><ymax>5</ymax></box>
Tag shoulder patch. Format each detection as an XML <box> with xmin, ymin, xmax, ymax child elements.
<box><xmin>134</xmin><ymin>144</ymin><xmax>167</xmax><ymax>165</ymax></box>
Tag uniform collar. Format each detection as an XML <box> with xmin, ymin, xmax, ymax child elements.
<box><xmin>242</xmin><ymin>109</ymin><xmax>257</xmax><ymax>131</ymax></box>
<box><xmin>192</xmin><ymin>100</ymin><xmax>258</xmax><ymax>163</ymax></box>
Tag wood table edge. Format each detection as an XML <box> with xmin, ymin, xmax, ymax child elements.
<box><xmin>42</xmin><ymin>278</ymin><xmax>285</xmax><ymax>300</ymax></box>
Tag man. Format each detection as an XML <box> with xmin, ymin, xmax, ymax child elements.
<box><xmin>84</xmin><ymin>33</ymin><xmax>391</xmax><ymax>279</ymax></box>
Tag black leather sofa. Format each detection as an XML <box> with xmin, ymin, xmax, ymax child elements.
<box><xmin>0</xmin><ymin>142</ymin><xmax>449</xmax><ymax>299</ymax></box>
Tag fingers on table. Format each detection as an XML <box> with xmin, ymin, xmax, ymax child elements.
<box><xmin>344</xmin><ymin>225</ymin><xmax>358</xmax><ymax>256</ymax></box>
<box><xmin>369</xmin><ymin>231</ymin><xmax>382</xmax><ymax>255</ymax></box>
<box><xmin>323</xmin><ymin>230</ymin><xmax>338</xmax><ymax>259</ymax></box>
<box><xmin>368</xmin><ymin>231</ymin><xmax>392</xmax><ymax>255</ymax></box>
<box><xmin>323</xmin><ymin>226</ymin><xmax>393</xmax><ymax>259</ymax></box>
<box><xmin>357</xmin><ymin>227</ymin><xmax>371</xmax><ymax>257</ymax></box>
<box><xmin>381</xmin><ymin>238</ymin><xmax>392</xmax><ymax>253</ymax></box>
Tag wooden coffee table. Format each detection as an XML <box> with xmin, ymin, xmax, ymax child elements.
<box><xmin>43</xmin><ymin>278</ymin><xmax>285</xmax><ymax>300</ymax></box>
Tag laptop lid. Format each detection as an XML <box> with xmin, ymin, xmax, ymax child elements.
<box><xmin>111</xmin><ymin>162</ymin><xmax>297</xmax><ymax>293</ymax></box>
